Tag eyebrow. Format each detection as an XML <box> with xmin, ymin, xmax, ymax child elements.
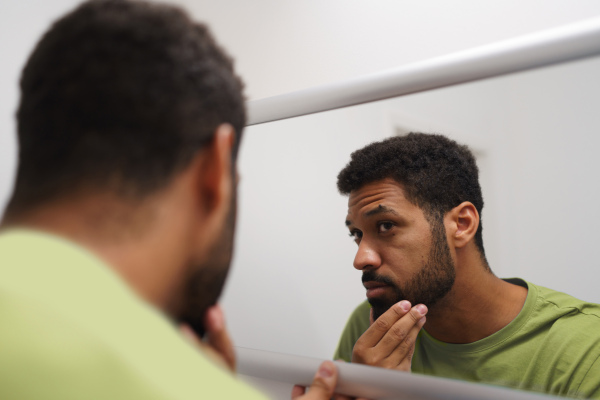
<box><xmin>365</xmin><ymin>204</ymin><xmax>400</xmax><ymax>217</ymax></box>
<box><xmin>345</xmin><ymin>205</ymin><xmax>400</xmax><ymax>226</ymax></box>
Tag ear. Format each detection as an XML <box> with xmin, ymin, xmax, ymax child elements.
<box><xmin>445</xmin><ymin>201</ymin><xmax>479</xmax><ymax>249</ymax></box>
<box><xmin>197</xmin><ymin>123</ymin><xmax>236</xmax><ymax>223</ymax></box>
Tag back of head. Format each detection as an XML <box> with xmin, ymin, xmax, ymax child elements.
<box><xmin>6</xmin><ymin>0</ymin><xmax>245</xmax><ymax>216</ymax></box>
<box><xmin>337</xmin><ymin>133</ymin><xmax>487</xmax><ymax>259</ymax></box>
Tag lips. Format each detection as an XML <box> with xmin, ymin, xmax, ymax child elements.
<box><xmin>363</xmin><ymin>281</ymin><xmax>390</xmax><ymax>298</ymax></box>
<box><xmin>363</xmin><ymin>281</ymin><xmax>388</xmax><ymax>290</ymax></box>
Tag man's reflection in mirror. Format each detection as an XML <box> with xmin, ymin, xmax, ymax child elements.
<box><xmin>335</xmin><ymin>133</ymin><xmax>600</xmax><ymax>399</ymax></box>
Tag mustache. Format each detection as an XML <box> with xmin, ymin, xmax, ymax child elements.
<box><xmin>362</xmin><ymin>270</ymin><xmax>396</xmax><ymax>287</ymax></box>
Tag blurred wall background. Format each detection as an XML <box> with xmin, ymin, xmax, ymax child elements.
<box><xmin>2</xmin><ymin>0</ymin><xmax>600</xmax><ymax>364</ymax></box>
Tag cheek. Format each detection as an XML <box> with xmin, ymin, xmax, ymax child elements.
<box><xmin>411</xmin><ymin>229</ymin><xmax>435</xmax><ymax>255</ymax></box>
<box><xmin>379</xmin><ymin>246</ymin><xmax>412</xmax><ymax>275</ymax></box>
<box><xmin>383</xmin><ymin>238</ymin><xmax>430</xmax><ymax>273</ymax></box>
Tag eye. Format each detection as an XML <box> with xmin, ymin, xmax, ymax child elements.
<box><xmin>348</xmin><ymin>229</ymin><xmax>362</xmax><ymax>243</ymax></box>
<box><xmin>378</xmin><ymin>221</ymin><xmax>394</xmax><ymax>233</ymax></box>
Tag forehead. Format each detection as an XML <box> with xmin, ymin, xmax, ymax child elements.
<box><xmin>347</xmin><ymin>178</ymin><xmax>420</xmax><ymax>219</ymax></box>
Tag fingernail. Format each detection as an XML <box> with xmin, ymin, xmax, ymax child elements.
<box><xmin>416</xmin><ymin>304</ymin><xmax>428</xmax><ymax>316</ymax></box>
<box><xmin>419</xmin><ymin>316</ymin><xmax>426</xmax><ymax>326</ymax></box>
<box><xmin>399</xmin><ymin>300</ymin><xmax>411</xmax><ymax>312</ymax></box>
<box><xmin>318</xmin><ymin>362</ymin><xmax>334</xmax><ymax>378</ymax></box>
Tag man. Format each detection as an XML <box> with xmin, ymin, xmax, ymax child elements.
<box><xmin>334</xmin><ymin>133</ymin><xmax>600</xmax><ymax>398</ymax></box>
<box><xmin>0</xmin><ymin>1</ymin><xmax>339</xmax><ymax>399</ymax></box>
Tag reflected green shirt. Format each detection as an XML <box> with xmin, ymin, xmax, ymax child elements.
<box><xmin>334</xmin><ymin>279</ymin><xmax>600</xmax><ymax>398</ymax></box>
<box><xmin>0</xmin><ymin>229</ymin><xmax>266</xmax><ymax>400</ymax></box>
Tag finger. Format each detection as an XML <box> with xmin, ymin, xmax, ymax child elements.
<box><xmin>291</xmin><ymin>385</ymin><xmax>306</xmax><ymax>399</ymax></box>
<box><xmin>393</xmin><ymin>316</ymin><xmax>426</xmax><ymax>370</ymax></box>
<box><xmin>294</xmin><ymin>361</ymin><xmax>338</xmax><ymax>400</ymax></box>
<box><xmin>358</xmin><ymin>301</ymin><xmax>412</xmax><ymax>348</ymax></box>
<box><xmin>383</xmin><ymin>313</ymin><xmax>427</xmax><ymax>370</ymax></box>
<box><xmin>375</xmin><ymin>304</ymin><xmax>427</xmax><ymax>358</ymax></box>
<box><xmin>204</xmin><ymin>305</ymin><xmax>236</xmax><ymax>371</ymax></box>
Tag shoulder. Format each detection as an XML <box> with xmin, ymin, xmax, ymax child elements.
<box><xmin>346</xmin><ymin>300</ymin><xmax>371</xmax><ymax>332</ymax></box>
<box><xmin>0</xmin><ymin>288</ymin><xmax>159</xmax><ymax>399</ymax></box>
<box><xmin>530</xmin><ymin>281</ymin><xmax>600</xmax><ymax>323</ymax></box>
<box><xmin>526</xmin><ymin>282</ymin><xmax>600</xmax><ymax>398</ymax></box>
<box><xmin>525</xmin><ymin>281</ymin><xmax>600</xmax><ymax>345</ymax></box>
<box><xmin>351</xmin><ymin>300</ymin><xmax>372</xmax><ymax>317</ymax></box>
<box><xmin>0</xmin><ymin>262</ymin><xmax>266</xmax><ymax>400</ymax></box>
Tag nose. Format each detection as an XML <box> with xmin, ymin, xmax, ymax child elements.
<box><xmin>353</xmin><ymin>240</ymin><xmax>382</xmax><ymax>271</ymax></box>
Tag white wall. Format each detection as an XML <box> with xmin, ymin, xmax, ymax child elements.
<box><xmin>224</xmin><ymin>55</ymin><xmax>600</xmax><ymax>362</ymax></box>
<box><xmin>0</xmin><ymin>0</ymin><xmax>82</xmax><ymax>210</ymax></box>
<box><xmin>2</xmin><ymin>0</ymin><xmax>600</xmax><ymax>367</ymax></box>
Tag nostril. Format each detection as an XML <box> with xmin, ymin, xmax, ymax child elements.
<box><xmin>353</xmin><ymin>257</ymin><xmax>374</xmax><ymax>270</ymax></box>
<box><xmin>353</xmin><ymin>246</ymin><xmax>380</xmax><ymax>270</ymax></box>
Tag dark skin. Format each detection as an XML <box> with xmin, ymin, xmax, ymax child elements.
<box><xmin>2</xmin><ymin>124</ymin><xmax>240</xmax><ymax>369</ymax></box>
<box><xmin>2</xmin><ymin>125</ymin><xmax>344</xmax><ymax>400</ymax></box>
<box><xmin>346</xmin><ymin>178</ymin><xmax>527</xmax><ymax>370</ymax></box>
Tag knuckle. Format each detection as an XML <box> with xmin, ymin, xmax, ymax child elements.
<box><xmin>309</xmin><ymin>377</ymin><xmax>332</xmax><ymax>396</ymax></box>
<box><xmin>352</xmin><ymin>343</ymin><xmax>365</xmax><ymax>355</ymax></box>
<box><xmin>364</xmin><ymin>354</ymin><xmax>381</xmax><ymax>366</ymax></box>
<box><xmin>408</xmin><ymin>308</ymin><xmax>421</xmax><ymax>322</ymax></box>
<box><xmin>392</xmin><ymin>305</ymin><xmax>407</xmax><ymax>318</ymax></box>
<box><xmin>397</xmin><ymin>340</ymin><xmax>412</xmax><ymax>354</ymax></box>
<box><xmin>390</xmin><ymin>325</ymin><xmax>409</xmax><ymax>341</ymax></box>
<box><xmin>374</xmin><ymin>317</ymin><xmax>391</xmax><ymax>332</ymax></box>
<box><xmin>353</xmin><ymin>348</ymin><xmax>381</xmax><ymax>366</ymax></box>
<box><xmin>352</xmin><ymin>346</ymin><xmax>370</xmax><ymax>364</ymax></box>
<box><xmin>396</xmin><ymin>359</ymin><xmax>412</xmax><ymax>371</ymax></box>
<box><xmin>396</xmin><ymin>336</ymin><xmax>416</xmax><ymax>359</ymax></box>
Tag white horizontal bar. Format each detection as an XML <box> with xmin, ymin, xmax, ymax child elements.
<box><xmin>247</xmin><ymin>16</ymin><xmax>600</xmax><ymax>126</ymax></box>
<box><xmin>236</xmin><ymin>347</ymin><xmax>560</xmax><ymax>400</ymax></box>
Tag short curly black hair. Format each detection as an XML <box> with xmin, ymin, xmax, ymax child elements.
<box><xmin>6</xmin><ymin>0</ymin><xmax>245</xmax><ymax>215</ymax></box>
<box><xmin>337</xmin><ymin>133</ymin><xmax>487</xmax><ymax>261</ymax></box>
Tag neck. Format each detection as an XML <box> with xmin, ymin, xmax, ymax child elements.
<box><xmin>423</xmin><ymin>256</ymin><xmax>527</xmax><ymax>344</ymax></box>
<box><xmin>1</xmin><ymin>194</ymin><xmax>191</xmax><ymax>315</ymax></box>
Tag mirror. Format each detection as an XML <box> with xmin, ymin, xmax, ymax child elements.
<box><xmin>223</xmin><ymin>54</ymin><xmax>600</xmax><ymax>363</ymax></box>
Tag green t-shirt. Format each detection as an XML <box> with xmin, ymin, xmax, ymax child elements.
<box><xmin>0</xmin><ymin>229</ymin><xmax>267</xmax><ymax>400</ymax></box>
<box><xmin>334</xmin><ymin>279</ymin><xmax>600</xmax><ymax>398</ymax></box>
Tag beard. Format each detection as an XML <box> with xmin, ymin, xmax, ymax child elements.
<box><xmin>365</xmin><ymin>218</ymin><xmax>456</xmax><ymax>321</ymax></box>
<box><xmin>179</xmin><ymin>192</ymin><xmax>237</xmax><ymax>337</ymax></box>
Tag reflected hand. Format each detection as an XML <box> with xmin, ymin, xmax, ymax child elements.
<box><xmin>351</xmin><ymin>300</ymin><xmax>427</xmax><ymax>371</ymax></box>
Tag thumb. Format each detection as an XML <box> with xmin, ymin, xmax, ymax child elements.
<box><xmin>204</xmin><ymin>305</ymin><xmax>236</xmax><ymax>371</ymax></box>
<box><xmin>293</xmin><ymin>361</ymin><xmax>338</xmax><ymax>400</ymax></box>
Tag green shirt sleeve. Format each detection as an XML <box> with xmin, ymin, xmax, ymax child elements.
<box><xmin>333</xmin><ymin>301</ymin><xmax>371</xmax><ymax>362</ymax></box>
